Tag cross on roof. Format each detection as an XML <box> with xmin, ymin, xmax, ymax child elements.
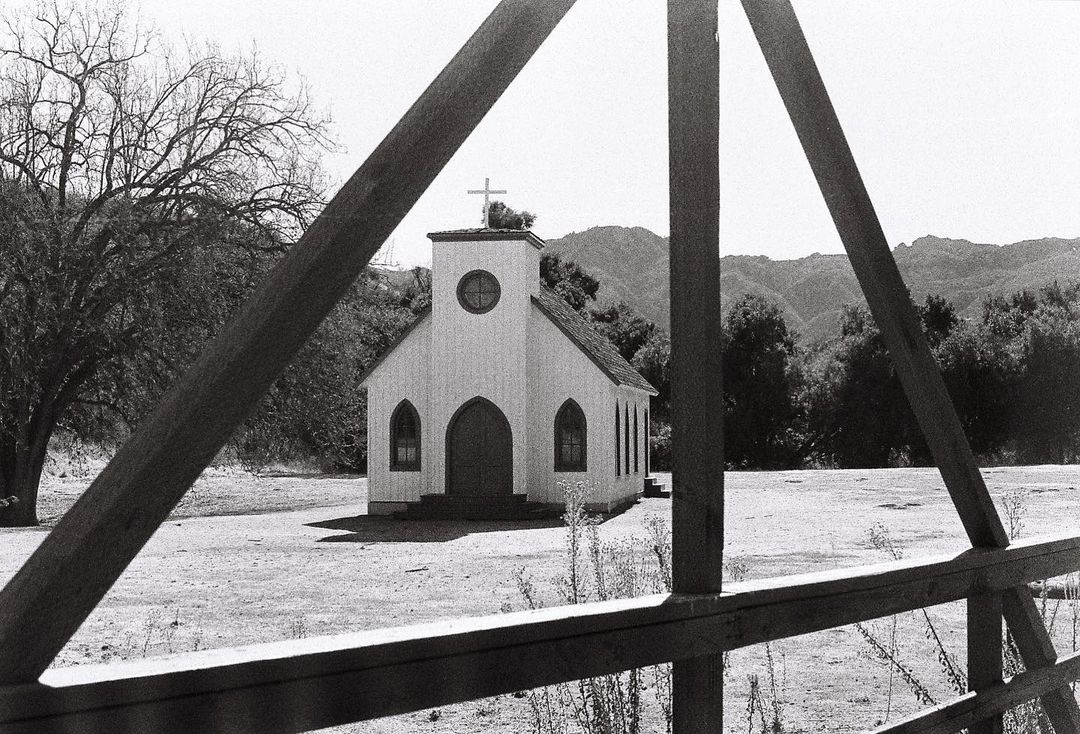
<box><xmin>467</xmin><ymin>176</ymin><xmax>507</xmax><ymax>228</ymax></box>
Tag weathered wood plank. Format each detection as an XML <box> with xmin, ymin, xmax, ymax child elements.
<box><xmin>738</xmin><ymin>1</ymin><xmax>1080</xmax><ymax>729</ymax></box>
<box><xmin>1000</xmin><ymin>585</ymin><xmax>1080</xmax><ymax>728</ymax></box>
<box><xmin>668</xmin><ymin>0</ymin><xmax>724</xmax><ymax>729</ymax></box>
<box><xmin>968</xmin><ymin>592</ymin><xmax>1004</xmax><ymax>734</ymax></box>
<box><xmin>0</xmin><ymin>0</ymin><xmax>577</xmax><ymax>685</ymax></box>
<box><xmin>667</xmin><ymin>0</ymin><xmax>723</xmax><ymax>597</ymax></box>
<box><xmin>873</xmin><ymin>649</ymin><xmax>1080</xmax><ymax>734</ymax></box>
<box><xmin>3</xmin><ymin>535</ymin><xmax>1079</xmax><ymax>734</ymax></box>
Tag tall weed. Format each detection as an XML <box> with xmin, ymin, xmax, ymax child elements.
<box><xmin>514</xmin><ymin>481</ymin><xmax>787</xmax><ymax>734</ymax></box>
<box><xmin>859</xmin><ymin>492</ymin><xmax>1080</xmax><ymax>733</ymax></box>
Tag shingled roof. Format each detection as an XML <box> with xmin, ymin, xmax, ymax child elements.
<box><xmin>532</xmin><ymin>288</ymin><xmax>657</xmax><ymax>394</ymax></box>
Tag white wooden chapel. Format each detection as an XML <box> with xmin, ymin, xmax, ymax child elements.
<box><xmin>361</xmin><ymin>218</ymin><xmax>657</xmax><ymax>517</ymax></box>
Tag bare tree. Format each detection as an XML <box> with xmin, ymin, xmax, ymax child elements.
<box><xmin>0</xmin><ymin>1</ymin><xmax>331</xmax><ymax>525</ymax></box>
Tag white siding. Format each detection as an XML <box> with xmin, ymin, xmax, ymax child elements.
<box><xmin>527</xmin><ymin>304</ymin><xmax>651</xmax><ymax>509</ymax></box>
<box><xmin>364</xmin><ymin>316</ymin><xmax>432</xmax><ymax>506</ymax></box>
<box><xmin>430</xmin><ymin>238</ymin><xmax>540</xmax><ymax>496</ymax></box>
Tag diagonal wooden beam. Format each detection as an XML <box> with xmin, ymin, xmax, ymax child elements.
<box><xmin>873</xmin><ymin>649</ymin><xmax>1080</xmax><ymax>734</ymax></box>
<box><xmin>739</xmin><ymin>1</ymin><xmax>1080</xmax><ymax>731</ymax></box>
<box><xmin>0</xmin><ymin>0</ymin><xmax>577</xmax><ymax>685</ymax></box>
<box><xmin>668</xmin><ymin>0</ymin><xmax>724</xmax><ymax>730</ymax></box>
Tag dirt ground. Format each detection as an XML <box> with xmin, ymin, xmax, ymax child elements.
<box><xmin>3</xmin><ymin>465</ymin><xmax>1080</xmax><ymax>732</ymax></box>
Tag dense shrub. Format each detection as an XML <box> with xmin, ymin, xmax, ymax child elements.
<box><xmin>234</xmin><ymin>276</ymin><xmax>420</xmax><ymax>473</ymax></box>
<box><xmin>722</xmin><ymin>294</ymin><xmax>803</xmax><ymax>469</ymax></box>
<box><xmin>649</xmin><ymin>421</ymin><xmax>672</xmax><ymax>472</ymax></box>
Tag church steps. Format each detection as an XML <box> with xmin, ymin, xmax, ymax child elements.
<box><xmin>395</xmin><ymin>494</ymin><xmax>561</xmax><ymax>521</ymax></box>
<box><xmin>420</xmin><ymin>493</ymin><xmax>528</xmax><ymax>505</ymax></box>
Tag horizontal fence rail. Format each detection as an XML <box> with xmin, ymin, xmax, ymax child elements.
<box><xmin>3</xmin><ymin>534</ymin><xmax>1079</xmax><ymax>734</ymax></box>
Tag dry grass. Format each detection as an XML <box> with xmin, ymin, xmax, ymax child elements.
<box><xmin>3</xmin><ymin>465</ymin><xmax>1080</xmax><ymax>732</ymax></box>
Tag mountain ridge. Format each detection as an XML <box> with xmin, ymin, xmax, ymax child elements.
<box><xmin>543</xmin><ymin>227</ymin><xmax>1080</xmax><ymax>343</ymax></box>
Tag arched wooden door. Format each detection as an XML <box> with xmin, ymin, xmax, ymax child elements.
<box><xmin>446</xmin><ymin>398</ymin><xmax>512</xmax><ymax>496</ymax></box>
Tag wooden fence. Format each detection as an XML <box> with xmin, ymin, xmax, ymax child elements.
<box><xmin>1</xmin><ymin>1</ymin><xmax>1079</xmax><ymax>732</ymax></box>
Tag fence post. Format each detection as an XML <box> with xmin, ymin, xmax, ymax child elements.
<box><xmin>969</xmin><ymin>592</ymin><xmax>1004</xmax><ymax>734</ymax></box>
<box><xmin>668</xmin><ymin>0</ymin><xmax>724</xmax><ymax>731</ymax></box>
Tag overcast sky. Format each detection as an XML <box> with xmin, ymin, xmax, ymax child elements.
<box><xmin>14</xmin><ymin>1</ymin><xmax>1080</xmax><ymax>267</ymax></box>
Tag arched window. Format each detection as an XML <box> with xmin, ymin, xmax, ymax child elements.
<box><xmin>554</xmin><ymin>399</ymin><xmax>587</xmax><ymax>472</ymax></box>
<box><xmin>390</xmin><ymin>400</ymin><xmax>421</xmax><ymax>471</ymax></box>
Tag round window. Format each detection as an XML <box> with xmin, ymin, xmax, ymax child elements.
<box><xmin>457</xmin><ymin>269</ymin><xmax>501</xmax><ymax>314</ymax></box>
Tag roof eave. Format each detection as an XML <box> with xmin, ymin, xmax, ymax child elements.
<box><xmin>531</xmin><ymin>295</ymin><xmax>658</xmax><ymax>395</ymax></box>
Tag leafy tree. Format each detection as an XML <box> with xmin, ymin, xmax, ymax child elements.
<box><xmin>919</xmin><ymin>294</ymin><xmax>959</xmax><ymax>349</ymax></box>
<box><xmin>936</xmin><ymin>323</ymin><xmax>1018</xmax><ymax>459</ymax></box>
<box><xmin>235</xmin><ymin>280</ymin><xmax>416</xmax><ymax>473</ymax></box>
<box><xmin>721</xmin><ymin>294</ymin><xmax>802</xmax><ymax>469</ymax></box>
<box><xmin>1012</xmin><ymin>321</ymin><xmax>1080</xmax><ymax>463</ymax></box>
<box><xmin>967</xmin><ymin>283</ymin><xmax>1080</xmax><ymax>464</ymax></box>
<box><xmin>540</xmin><ymin>252</ymin><xmax>599</xmax><ymax>311</ymax></box>
<box><xmin>648</xmin><ymin>420</ymin><xmax>672</xmax><ymax>471</ymax></box>
<box><xmin>489</xmin><ymin>203</ymin><xmax>599</xmax><ymax>312</ymax></box>
<box><xmin>982</xmin><ymin>289</ymin><xmax>1039</xmax><ymax>340</ymax></box>
<box><xmin>805</xmin><ymin>305</ymin><xmax>912</xmax><ymax>468</ymax></box>
<box><xmin>803</xmin><ymin>294</ymin><xmax>972</xmax><ymax>468</ymax></box>
<box><xmin>631</xmin><ymin>331</ymin><xmax>671</xmax><ymax>421</ymax></box>
<box><xmin>1035</xmin><ymin>280</ymin><xmax>1080</xmax><ymax>314</ymax></box>
<box><xmin>538</xmin><ymin>252</ymin><xmax>651</xmax><ymax>364</ymax></box>
<box><xmin>60</xmin><ymin>234</ymin><xmax>269</xmax><ymax>440</ymax></box>
<box><xmin>589</xmin><ymin>302</ymin><xmax>657</xmax><ymax>363</ymax></box>
<box><xmin>487</xmin><ymin>200</ymin><xmax>536</xmax><ymax>229</ymax></box>
<box><xmin>1008</xmin><ymin>288</ymin><xmax>1080</xmax><ymax>463</ymax></box>
<box><xmin>0</xmin><ymin>4</ymin><xmax>328</xmax><ymax>525</ymax></box>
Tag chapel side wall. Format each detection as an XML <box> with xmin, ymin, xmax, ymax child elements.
<box><xmin>609</xmin><ymin>386</ymin><xmax>651</xmax><ymax>508</ymax></box>
<box><xmin>431</xmin><ymin>239</ymin><xmax>539</xmax><ymax>496</ymax></box>
<box><xmin>632</xmin><ymin>389</ymin><xmax>649</xmax><ymax>487</ymax></box>
<box><xmin>526</xmin><ymin>306</ymin><xmax>618</xmax><ymax>505</ymax></box>
<box><xmin>365</xmin><ymin>317</ymin><xmax>432</xmax><ymax>508</ymax></box>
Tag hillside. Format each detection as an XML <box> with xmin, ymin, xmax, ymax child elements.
<box><xmin>544</xmin><ymin>227</ymin><xmax>1080</xmax><ymax>343</ymax></box>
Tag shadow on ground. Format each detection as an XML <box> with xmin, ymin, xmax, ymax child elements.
<box><xmin>306</xmin><ymin>514</ymin><xmax>564</xmax><ymax>543</ymax></box>
<box><xmin>257</xmin><ymin>471</ymin><xmax>362</xmax><ymax>480</ymax></box>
